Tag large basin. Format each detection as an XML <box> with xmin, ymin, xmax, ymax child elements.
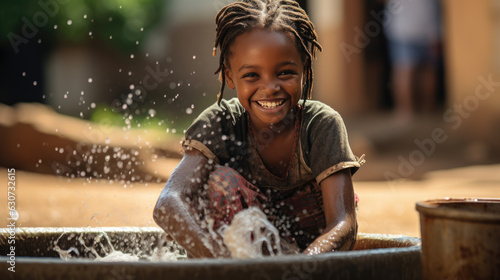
<box><xmin>0</xmin><ymin>227</ymin><xmax>421</xmax><ymax>280</ymax></box>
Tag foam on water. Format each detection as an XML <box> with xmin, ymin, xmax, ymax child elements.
<box><xmin>99</xmin><ymin>250</ymin><xmax>139</xmax><ymax>262</ymax></box>
<box><xmin>223</xmin><ymin>207</ymin><xmax>299</xmax><ymax>258</ymax></box>
<box><xmin>52</xmin><ymin>209</ymin><xmax>298</xmax><ymax>261</ymax></box>
<box><xmin>53</xmin><ymin>230</ymin><xmax>186</xmax><ymax>262</ymax></box>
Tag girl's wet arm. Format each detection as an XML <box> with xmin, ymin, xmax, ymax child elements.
<box><xmin>153</xmin><ymin>149</ymin><xmax>230</xmax><ymax>258</ymax></box>
<box><xmin>303</xmin><ymin>169</ymin><xmax>357</xmax><ymax>255</ymax></box>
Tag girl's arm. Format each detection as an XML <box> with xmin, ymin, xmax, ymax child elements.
<box><xmin>153</xmin><ymin>149</ymin><xmax>231</xmax><ymax>258</ymax></box>
<box><xmin>303</xmin><ymin>169</ymin><xmax>357</xmax><ymax>254</ymax></box>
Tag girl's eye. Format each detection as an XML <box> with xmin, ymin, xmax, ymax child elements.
<box><xmin>279</xmin><ymin>70</ymin><xmax>297</xmax><ymax>76</ymax></box>
<box><xmin>242</xmin><ymin>72</ymin><xmax>258</xmax><ymax>79</ymax></box>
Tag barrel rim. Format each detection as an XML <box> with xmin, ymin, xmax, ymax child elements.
<box><xmin>415</xmin><ymin>197</ymin><xmax>500</xmax><ymax>222</ymax></box>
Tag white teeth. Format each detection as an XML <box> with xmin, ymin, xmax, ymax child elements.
<box><xmin>258</xmin><ymin>100</ymin><xmax>284</xmax><ymax>109</ymax></box>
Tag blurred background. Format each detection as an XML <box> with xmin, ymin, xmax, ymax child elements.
<box><xmin>0</xmin><ymin>0</ymin><xmax>499</xmax><ymax>237</ymax></box>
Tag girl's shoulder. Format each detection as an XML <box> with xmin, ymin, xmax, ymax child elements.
<box><xmin>198</xmin><ymin>98</ymin><xmax>245</xmax><ymax>121</ymax></box>
<box><xmin>190</xmin><ymin>98</ymin><xmax>246</xmax><ymax>129</ymax></box>
<box><xmin>302</xmin><ymin>100</ymin><xmax>343</xmax><ymax>125</ymax></box>
<box><xmin>300</xmin><ymin>99</ymin><xmax>349</xmax><ymax>147</ymax></box>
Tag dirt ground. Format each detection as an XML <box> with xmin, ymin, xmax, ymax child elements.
<box><xmin>1</xmin><ymin>164</ymin><xmax>499</xmax><ymax>238</ymax></box>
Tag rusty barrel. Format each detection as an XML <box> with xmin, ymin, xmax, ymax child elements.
<box><xmin>416</xmin><ymin>198</ymin><xmax>500</xmax><ymax>280</ymax></box>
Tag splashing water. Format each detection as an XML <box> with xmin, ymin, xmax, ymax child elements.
<box><xmin>223</xmin><ymin>207</ymin><xmax>299</xmax><ymax>259</ymax></box>
<box><xmin>53</xmin><ymin>230</ymin><xmax>186</xmax><ymax>262</ymax></box>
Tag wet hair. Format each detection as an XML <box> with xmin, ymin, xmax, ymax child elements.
<box><xmin>213</xmin><ymin>0</ymin><xmax>322</xmax><ymax>105</ymax></box>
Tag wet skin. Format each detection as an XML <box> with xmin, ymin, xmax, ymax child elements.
<box><xmin>153</xmin><ymin>29</ymin><xmax>357</xmax><ymax>257</ymax></box>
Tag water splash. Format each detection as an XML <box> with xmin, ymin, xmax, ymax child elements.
<box><xmin>53</xmin><ymin>230</ymin><xmax>186</xmax><ymax>262</ymax></box>
<box><xmin>222</xmin><ymin>207</ymin><xmax>299</xmax><ymax>259</ymax></box>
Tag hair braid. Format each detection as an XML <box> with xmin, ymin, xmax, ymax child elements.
<box><xmin>214</xmin><ymin>0</ymin><xmax>322</xmax><ymax>105</ymax></box>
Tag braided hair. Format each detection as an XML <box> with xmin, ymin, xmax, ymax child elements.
<box><xmin>213</xmin><ymin>0</ymin><xmax>322</xmax><ymax>105</ymax></box>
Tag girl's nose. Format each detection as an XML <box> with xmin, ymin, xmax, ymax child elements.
<box><xmin>259</xmin><ymin>78</ymin><xmax>280</xmax><ymax>95</ymax></box>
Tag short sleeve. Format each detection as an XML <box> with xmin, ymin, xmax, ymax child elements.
<box><xmin>302</xmin><ymin>102</ymin><xmax>363</xmax><ymax>184</ymax></box>
<box><xmin>182</xmin><ymin>99</ymin><xmax>248</xmax><ymax>165</ymax></box>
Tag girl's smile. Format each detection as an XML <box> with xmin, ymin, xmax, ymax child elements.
<box><xmin>224</xmin><ymin>29</ymin><xmax>304</xmax><ymax>131</ymax></box>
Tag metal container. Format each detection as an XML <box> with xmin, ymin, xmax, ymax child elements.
<box><xmin>0</xmin><ymin>227</ymin><xmax>422</xmax><ymax>280</ymax></box>
<box><xmin>416</xmin><ymin>198</ymin><xmax>500</xmax><ymax>280</ymax></box>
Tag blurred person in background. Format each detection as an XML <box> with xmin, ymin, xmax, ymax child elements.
<box><xmin>384</xmin><ymin>0</ymin><xmax>442</xmax><ymax>122</ymax></box>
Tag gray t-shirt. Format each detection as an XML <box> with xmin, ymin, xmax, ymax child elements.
<box><xmin>182</xmin><ymin>98</ymin><xmax>362</xmax><ymax>192</ymax></box>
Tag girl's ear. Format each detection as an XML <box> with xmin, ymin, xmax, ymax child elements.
<box><xmin>224</xmin><ymin>67</ymin><xmax>236</xmax><ymax>89</ymax></box>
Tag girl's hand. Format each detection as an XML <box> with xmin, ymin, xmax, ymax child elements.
<box><xmin>303</xmin><ymin>169</ymin><xmax>357</xmax><ymax>255</ymax></box>
<box><xmin>303</xmin><ymin>221</ymin><xmax>356</xmax><ymax>254</ymax></box>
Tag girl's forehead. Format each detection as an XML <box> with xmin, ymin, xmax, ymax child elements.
<box><xmin>230</xmin><ymin>28</ymin><xmax>300</xmax><ymax>54</ymax></box>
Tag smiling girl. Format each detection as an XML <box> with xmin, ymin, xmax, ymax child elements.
<box><xmin>154</xmin><ymin>0</ymin><xmax>364</xmax><ymax>258</ymax></box>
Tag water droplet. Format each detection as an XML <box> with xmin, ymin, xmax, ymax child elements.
<box><xmin>148</xmin><ymin>109</ymin><xmax>156</xmax><ymax>117</ymax></box>
<box><xmin>33</xmin><ymin>81</ymin><xmax>38</xmax><ymax>86</ymax></box>
<box><xmin>186</xmin><ymin>108</ymin><xmax>193</xmax><ymax>115</ymax></box>
<box><xmin>88</xmin><ymin>78</ymin><xmax>93</xmax><ymax>83</ymax></box>
<box><xmin>109</xmin><ymin>36</ymin><xmax>113</xmax><ymax>39</ymax></box>
<box><xmin>140</xmin><ymin>27</ymin><xmax>144</xmax><ymax>32</ymax></box>
<box><xmin>130</xmin><ymin>54</ymin><xmax>134</xmax><ymax>59</ymax></box>
<box><xmin>109</xmin><ymin>17</ymin><xmax>113</xmax><ymax>22</ymax></box>
<box><xmin>171</xmin><ymin>129</ymin><xmax>177</xmax><ymax>134</ymax></box>
<box><xmin>67</xmin><ymin>20</ymin><xmax>72</xmax><ymax>25</ymax></box>
<box><xmin>9</xmin><ymin>209</ymin><xmax>19</xmax><ymax>221</ymax></box>
<box><xmin>83</xmin><ymin>14</ymin><xmax>87</xmax><ymax>19</ymax></box>
<box><xmin>54</xmin><ymin>25</ymin><xmax>58</xmax><ymax>29</ymax></box>
<box><xmin>192</xmin><ymin>55</ymin><xmax>196</xmax><ymax>60</ymax></box>
<box><xmin>89</xmin><ymin>31</ymin><xmax>93</xmax><ymax>36</ymax></box>
<box><xmin>90</xmin><ymin>103</ymin><xmax>96</xmax><ymax>109</ymax></box>
<box><xmin>169</xmin><ymin>82</ymin><xmax>176</xmax><ymax>90</ymax></box>
<box><xmin>22</xmin><ymin>72</ymin><xmax>26</xmax><ymax>76</ymax></box>
<box><xmin>38</xmin><ymin>39</ymin><xmax>42</xmax><ymax>43</ymax></box>
<box><xmin>136</xmin><ymin>41</ymin><xmax>139</xmax><ymax>45</ymax></box>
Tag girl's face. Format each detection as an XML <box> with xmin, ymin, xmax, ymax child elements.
<box><xmin>225</xmin><ymin>29</ymin><xmax>304</xmax><ymax>129</ymax></box>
